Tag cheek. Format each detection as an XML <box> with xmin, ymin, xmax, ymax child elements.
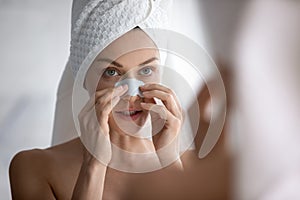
<box><xmin>140</xmin><ymin>72</ymin><xmax>160</xmax><ymax>84</ymax></box>
<box><xmin>96</xmin><ymin>78</ymin><xmax>116</xmax><ymax>90</ymax></box>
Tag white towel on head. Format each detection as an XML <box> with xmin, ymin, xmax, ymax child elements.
<box><xmin>51</xmin><ymin>0</ymin><xmax>173</xmax><ymax>146</ymax></box>
<box><xmin>69</xmin><ymin>0</ymin><xmax>172</xmax><ymax>77</ymax></box>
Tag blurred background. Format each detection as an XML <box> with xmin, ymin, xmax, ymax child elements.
<box><xmin>0</xmin><ymin>0</ymin><xmax>72</xmax><ymax>199</ymax></box>
<box><xmin>1</xmin><ymin>0</ymin><xmax>300</xmax><ymax>199</ymax></box>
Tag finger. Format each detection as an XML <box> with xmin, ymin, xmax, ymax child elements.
<box><xmin>83</xmin><ymin>85</ymin><xmax>128</xmax><ymax>113</ymax></box>
<box><xmin>80</xmin><ymin>85</ymin><xmax>126</xmax><ymax>126</ymax></box>
<box><xmin>143</xmin><ymin>96</ymin><xmax>156</xmax><ymax>104</ymax></box>
<box><xmin>140</xmin><ymin>102</ymin><xmax>178</xmax><ymax>126</ymax></box>
<box><xmin>94</xmin><ymin>84</ymin><xmax>127</xmax><ymax>106</ymax></box>
<box><xmin>140</xmin><ymin>83</ymin><xmax>181</xmax><ymax>109</ymax></box>
<box><xmin>142</xmin><ymin>90</ymin><xmax>181</xmax><ymax>118</ymax></box>
<box><xmin>140</xmin><ymin>83</ymin><xmax>171</xmax><ymax>93</ymax></box>
<box><xmin>140</xmin><ymin>102</ymin><xmax>181</xmax><ymax>144</ymax></box>
<box><xmin>96</xmin><ymin>95</ymin><xmax>120</xmax><ymax>118</ymax></box>
<box><xmin>95</xmin><ymin>91</ymin><xmax>124</xmax><ymax>118</ymax></box>
<box><xmin>98</xmin><ymin>84</ymin><xmax>128</xmax><ymax>100</ymax></box>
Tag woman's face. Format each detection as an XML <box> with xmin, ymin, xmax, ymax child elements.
<box><xmin>85</xmin><ymin>29</ymin><xmax>160</xmax><ymax>135</ymax></box>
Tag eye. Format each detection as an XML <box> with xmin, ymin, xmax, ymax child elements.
<box><xmin>139</xmin><ymin>67</ymin><xmax>153</xmax><ymax>76</ymax></box>
<box><xmin>104</xmin><ymin>68</ymin><xmax>120</xmax><ymax>77</ymax></box>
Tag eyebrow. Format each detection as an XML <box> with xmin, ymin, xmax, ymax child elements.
<box><xmin>96</xmin><ymin>57</ymin><xmax>159</xmax><ymax>68</ymax></box>
<box><xmin>96</xmin><ymin>58</ymin><xmax>123</xmax><ymax>68</ymax></box>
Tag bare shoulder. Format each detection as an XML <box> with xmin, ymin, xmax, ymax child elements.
<box><xmin>45</xmin><ymin>137</ymin><xmax>83</xmax><ymax>161</ymax></box>
<box><xmin>9</xmin><ymin>147</ymin><xmax>56</xmax><ymax>199</ymax></box>
<box><xmin>9</xmin><ymin>137</ymin><xmax>83</xmax><ymax>200</ymax></box>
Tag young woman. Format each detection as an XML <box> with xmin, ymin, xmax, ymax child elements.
<box><xmin>9</xmin><ymin>1</ymin><xmax>230</xmax><ymax>199</ymax></box>
<box><xmin>9</xmin><ymin>26</ymin><xmax>186</xmax><ymax>199</ymax></box>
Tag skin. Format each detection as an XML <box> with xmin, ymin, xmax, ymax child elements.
<box><xmin>9</xmin><ymin>29</ymin><xmax>231</xmax><ymax>200</ymax></box>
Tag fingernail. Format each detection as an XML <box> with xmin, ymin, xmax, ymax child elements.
<box><xmin>116</xmin><ymin>85</ymin><xmax>125</xmax><ymax>90</ymax></box>
<box><xmin>141</xmin><ymin>84</ymin><xmax>149</xmax><ymax>88</ymax></box>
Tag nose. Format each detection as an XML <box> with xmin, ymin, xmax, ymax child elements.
<box><xmin>122</xmin><ymin>71</ymin><xmax>135</xmax><ymax>79</ymax></box>
<box><xmin>123</xmin><ymin>95</ymin><xmax>142</xmax><ymax>103</ymax></box>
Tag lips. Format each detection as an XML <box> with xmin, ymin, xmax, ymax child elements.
<box><xmin>118</xmin><ymin>110</ymin><xmax>141</xmax><ymax>116</ymax></box>
<box><xmin>115</xmin><ymin>110</ymin><xmax>143</xmax><ymax>120</ymax></box>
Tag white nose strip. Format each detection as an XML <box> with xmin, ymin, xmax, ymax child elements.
<box><xmin>115</xmin><ymin>78</ymin><xmax>145</xmax><ymax>97</ymax></box>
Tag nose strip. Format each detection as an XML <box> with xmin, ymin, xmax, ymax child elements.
<box><xmin>115</xmin><ymin>78</ymin><xmax>145</xmax><ymax>97</ymax></box>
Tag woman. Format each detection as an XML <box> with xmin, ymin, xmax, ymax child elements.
<box><xmin>9</xmin><ymin>0</ymin><xmax>186</xmax><ymax>199</ymax></box>
<box><xmin>9</xmin><ymin>0</ymin><xmax>231</xmax><ymax>199</ymax></box>
<box><xmin>9</xmin><ymin>26</ymin><xmax>184</xmax><ymax>199</ymax></box>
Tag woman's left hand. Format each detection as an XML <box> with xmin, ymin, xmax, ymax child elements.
<box><xmin>140</xmin><ymin>83</ymin><xmax>183</xmax><ymax>167</ymax></box>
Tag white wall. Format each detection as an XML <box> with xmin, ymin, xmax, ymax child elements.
<box><xmin>0</xmin><ymin>0</ymin><xmax>72</xmax><ymax>199</ymax></box>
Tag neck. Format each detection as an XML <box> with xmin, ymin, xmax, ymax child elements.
<box><xmin>109</xmin><ymin>114</ymin><xmax>154</xmax><ymax>153</ymax></box>
<box><xmin>110</xmin><ymin>130</ymin><xmax>155</xmax><ymax>153</ymax></box>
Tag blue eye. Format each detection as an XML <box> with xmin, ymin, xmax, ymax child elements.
<box><xmin>139</xmin><ymin>67</ymin><xmax>152</xmax><ymax>76</ymax></box>
<box><xmin>104</xmin><ymin>68</ymin><xmax>119</xmax><ymax>77</ymax></box>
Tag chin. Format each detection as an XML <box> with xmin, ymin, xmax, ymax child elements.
<box><xmin>110</xmin><ymin>111</ymin><xmax>151</xmax><ymax>137</ymax></box>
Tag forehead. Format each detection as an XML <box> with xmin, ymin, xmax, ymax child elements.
<box><xmin>85</xmin><ymin>29</ymin><xmax>160</xmax><ymax>90</ymax></box>
<box><xmin>97</xmin><ymin>29</ymin><xmax>158</xmax><ymax>61</ymax></box>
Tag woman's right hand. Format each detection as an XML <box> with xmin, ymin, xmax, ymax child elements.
<box><xmin>78</xmin><ymin>85</ymin><xmax>128</xmax><ymax>165</ymax></box>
